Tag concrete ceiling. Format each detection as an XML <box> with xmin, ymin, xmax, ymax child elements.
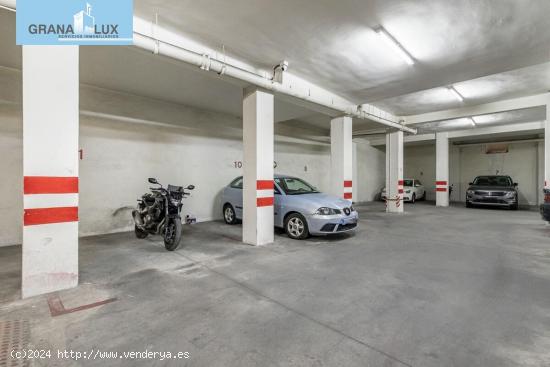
<box><xmin>0</xmin><ymin>9</ymin><xmax>319</xmax><ymax>125</ymax></box>
<box><xmin>2</xmin><ymin>1</ymin><xmax>550</xmax><ymax>135</ymax></box>
<box><xmin>374</xmin><ymin>63</ymin><xmax>550</xmax><ymax>116</ymax></box>
<box><xmin>415</xmin><ymin>107</ymin><xmax>546</xmax><ymax>134</ymax></box>
<box><xmin>134</xmin><ymin>0</ymin><xmax>550</xmax><ymax>106</ymax></box>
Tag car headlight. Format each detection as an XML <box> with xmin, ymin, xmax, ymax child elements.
<box><xmin>350</xmin><ymin>205</ymin><xmax>355</xmax><ymax>212</ymax></box>
<box><xmin>467</xmin><ymin>190</ymin><xmax>474</xmax><ymax>195</ymax></box>
<box><xmin>315</xmin><ymin>207</ymin><xmax>341</xmax><ymax>215</ymax></box>
<box><xmin>405</xmin><ymin>190</ymin><xmax>411</xmax><ymax>194</ymax></box>
<box><xmin>505</xmin><ymin>191</ymin><xmax>515</xmax><ymax>198</ymax></box>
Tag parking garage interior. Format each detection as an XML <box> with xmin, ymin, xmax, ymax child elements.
<box><xmin>1</xmin><ymin>1</ymin><xmax>550</xmax><ymax>366</ymax></box>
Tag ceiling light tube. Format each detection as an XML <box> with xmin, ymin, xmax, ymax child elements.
<box><xmin>375</xmin><ymin>27</ymin><xmax>415</xmax><ymax>65</ymax></box>
<box><xmin>469</xmin><ymin>117</ymin><xmax>477</xmax><ymax>127</ymax></box>
<box><xmin>448</xmin><ymin>86</ymin><xmax>464</xmax><ymax>102</ymax></box>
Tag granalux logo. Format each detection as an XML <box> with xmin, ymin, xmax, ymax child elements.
<box><xmin>17</xmin><ymin>0</ymin><xmax>133</xmax><ymax>45</ymax></box>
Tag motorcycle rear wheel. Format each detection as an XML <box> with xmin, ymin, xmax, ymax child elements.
<box><xmin>135</xmin><ymin>225</ymin><xmax>148</xmax><ymax>239</ymax></box>
<box><xmin>164</xmin><ymin>219</ymin><xmax>182</xmax><ymax>251</ymax></box>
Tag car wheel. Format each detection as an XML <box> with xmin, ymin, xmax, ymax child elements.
<box><xmin>411</xmin><ymin>193</ymin><xmax>416</xmax><ymax>204</ymax></box>
<box><xmin>510</xmin><ymin>203</ymin><xmax>519</xmax><ymax>210</ymax></box>
<box><xmin>466</xmin><ymin>201</ymin><xmax>472</xmax><ymax>208</ymax></box>
<box><xmin>284</xmin><ymin>213</ymin><xmax>309</xmax><ymax>240</ymax></box>
<box><xmin>223</xmin><ymin>204</ymin><xmax>238</xmax><ymax>225</ymax></box>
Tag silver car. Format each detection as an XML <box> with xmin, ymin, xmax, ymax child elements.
<box><xmin>221</xmin><ymin>175</ymin><xmax>359</xmax><ymax>239</ymax></box>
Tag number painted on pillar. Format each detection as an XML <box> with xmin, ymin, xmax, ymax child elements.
<box><xmin>234</xmin><ymin>161</ymin><xmax>243</xmax><ymax>168</ymax></box>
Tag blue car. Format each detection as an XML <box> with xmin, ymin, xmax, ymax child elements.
<box><xmin>221</xmin><ymin>175</ymin><xmax>358</xmax><ymax>239</ymax></box>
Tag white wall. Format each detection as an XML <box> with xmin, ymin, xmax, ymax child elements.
<box><xmin>457</xmin><ymin>142</ymin><xmax>539</xmax><ymax>205</ymax></box>
<box><xmin>0</xmin><ymin>67</ymin><xmax>385</xmax><ymax>246</ymax></box>
<box><xmin>355</xmin><ymin>141</ymin><xmax>386</xmax><ymax>202</ymax></box>
<box><xmin>405</xmin><ymin>141</ymin><xmax>542</xmax><ymax>205</ymax></box>
<box><xmin>404</xmin><ymin>145</ymin><xmax>437</xmax><ymax>201</ymax></box>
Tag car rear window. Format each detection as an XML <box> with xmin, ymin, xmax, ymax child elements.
<box><xmin>230</xmin><ymin>177</ymin><xmax>243</xmax><ymax>189</ymax></box>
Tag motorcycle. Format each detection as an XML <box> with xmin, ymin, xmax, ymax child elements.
<box><xmin>132</xmin><ymin>178</ymin><xmax>195</xmax><ymax>251</ymax></box>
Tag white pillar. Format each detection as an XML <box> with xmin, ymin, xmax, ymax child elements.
<box><xmin>545</xmin><ymin>102</ymin><xmax>550</xmax><ymax>190</ymax></box>
<box><xmin>22</xmin><ymin>46</ymin><xmax>79</xmax><ymax>298</ymax></box>
<box><xmin>386</xmin><ymin>131</ymin><xmax>403</xmax><ymax>213</ymax></box>
<box><xmin>436</xmin><ymin>132</ymin><xmax>450</xmax><ymax>207</ymax></box>
<box><xmin>242</xmin><ymin>88</ymin><xmax>274</xmax><ymax>246</ymax></box>
<box><xmin>330</xmin><ymin>116</ymin><xmax>353</xmax><ymax>200</ymax></box>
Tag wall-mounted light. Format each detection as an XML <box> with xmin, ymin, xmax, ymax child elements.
<box><xmin>375</xmin><ymin>26</ymin><xmax>415</xmax><ymax>65</ymax></box>
<box><xmin>448</xmin><ymin>86</ymin><xmax>465</xmax><ymax>102</ymax></box>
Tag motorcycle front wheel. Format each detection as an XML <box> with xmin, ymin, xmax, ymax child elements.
<box><xmin>164</xmin><ymin>218</ymin><xmax>182</xmax><ymax>251</ymax></box>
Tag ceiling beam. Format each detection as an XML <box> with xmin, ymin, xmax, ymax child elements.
<box><xmin>402</xmin><ymin>93</ymin><xmax>550</xmax><ymax>125</ymax></box>
<box><xmin>370</xmin><ymin>120</ymin><xmax>545</xmax><ymax>146</ymax></box>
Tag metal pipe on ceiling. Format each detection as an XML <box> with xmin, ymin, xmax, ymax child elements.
<box><xmin>133</xmin><ymin>32</ymin><xmax>416</xmax><ymax>134</ymax></box>
<box><xmin>0</xmin><ymin>1</ymin><xmax>415</xmax><ymax>134</ymax></box>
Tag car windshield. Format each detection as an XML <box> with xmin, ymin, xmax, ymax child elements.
<box><xmin>403</xmin><ymin>179</ymin><xmax>413</xmax><ymax>187</ymax></box>
<box><xmin>473</xmin><ymin>176</ymin><xmax>513</xmax><ymax>186</ymax></box>
<box><xmin>275</xmin><ymin>177</ymin><xmax>319</xmax><ymax>195</ymax></box>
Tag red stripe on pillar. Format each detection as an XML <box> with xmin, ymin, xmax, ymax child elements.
<box><xmin>343</xmin><ymin>181</ymin><xmax>353</xmax><ymax>188</ymax></box>
<box><xmin>24</xmin><ymin>206</ymin><xmax>78</xmax><ymax>226</ymax></box>
<box><xmin>435</xmin><ymin>181</ymin><xmax>447</xmax><ymax>185</ymax></box>
<box><xmin>256</xmin><ymin>180</ymin><xmax>274</xmax><ymax>190</ymax></box>
<box><xmin>398</xmin><ymin>180</ymin><xmax>404</xmax><ymax>185</ymax></box>
<box><xmin>24</xmin><ymin>176</ymin><xmax>79</xmax><ymax>194</ymax></box>
<box><xmin>398</xmin><ymin>189</ymin><xmax>404</xmax><ymax>194</ymax></box>
<box><xmin>436</xmin><ymin>188</ymin><xmax>447</xmax><ymax>192</ymax></box>
<box><xmin>344</xmin><ymin>192</ymin><xmax>352</xmax><ymax>199</ymax></box>
<box><xmin>256</xmin><ymin>197</ymin><xmax>274</xmax><ymax>207</ymax></box>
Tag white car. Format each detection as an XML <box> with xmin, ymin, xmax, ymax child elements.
<box><xmin>380</xmin><ymin>179</ymin><xmax>426</xmax><ymax>203</ymax></box>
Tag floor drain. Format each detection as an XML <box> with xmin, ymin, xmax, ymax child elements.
<box><xmin>0</xmin><ymin>320</ymin><xmax>30</xmax><ymax>367</ymax></box>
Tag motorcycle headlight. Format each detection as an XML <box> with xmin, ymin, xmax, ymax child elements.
<box><xmin>315</xmin><ymin>207</ymin><xmax>341</xmax><ymax>216</ymax></box>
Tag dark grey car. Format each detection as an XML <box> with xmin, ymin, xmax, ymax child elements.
<box><xmin>466</xmin><ymin>175</ymin><xmax>518</xmax><ymax>210</ymax></box>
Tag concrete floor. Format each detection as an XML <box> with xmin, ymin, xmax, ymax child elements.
<box><xmin>1</xmin><ymin>202</ymin><xmax>550</xmax><ymax>366</ymax></box>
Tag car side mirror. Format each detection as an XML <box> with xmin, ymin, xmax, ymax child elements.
<box><xmin>148</xmin><ymin>178</ymin><xmax>158</xmax><ymax>184</ymax></box>
<box><xmin>514</xmin><ymin>183</ymin><xmax>518</xmax><ymax>187</ymax></box>
<box><xmin>468</xmin><ymin>182</ymin><xmax>473</xmax><ymax>185</ymax></box>
<box><xmin>187</xmin><ymin>185</ymin><xmax>195</xmax><ymax>190</ymax></box>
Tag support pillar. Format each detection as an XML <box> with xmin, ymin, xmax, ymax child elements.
<box><xmin>22</xmin><ymin>46</ymin><xmax>79</xmax><ymax>298</ymax></box>
<box><xmin>330</xmin><ymin>116</ymin><xmax>353</xmax><ymax>200</ymax></box>
<box><xmin>545</xmin><ymin>102</ymin><xmax>550</xmax><ymax>190</ymax></box>
<box><xmin>386</xmin><ymin>131</ymin><xmax>403</xmax><ymax>213</ymax></box>
<box><xmin>436</xmin><ymin>132</ymin><xmax>450</xmax><ymax>207</ymax></box>
<box><xmin>242</xmin><ymin>89</ymin><xmax>274</xmax><ymax>246</ymax></box>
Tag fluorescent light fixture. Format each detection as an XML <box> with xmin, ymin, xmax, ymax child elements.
<box><xmin>448</xmin><ymin>86</ymin><xmax>464</xmax><ymax>102</ymax></box>
<box><xmin>469</xmin><ymin>117</ymin><xmax>477</xmax><ymax>127</ymax></box>
<box><xmin>375</xmin><ymin>27</ymin><xmax>415</xmax><ymax>65</ymax></box>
